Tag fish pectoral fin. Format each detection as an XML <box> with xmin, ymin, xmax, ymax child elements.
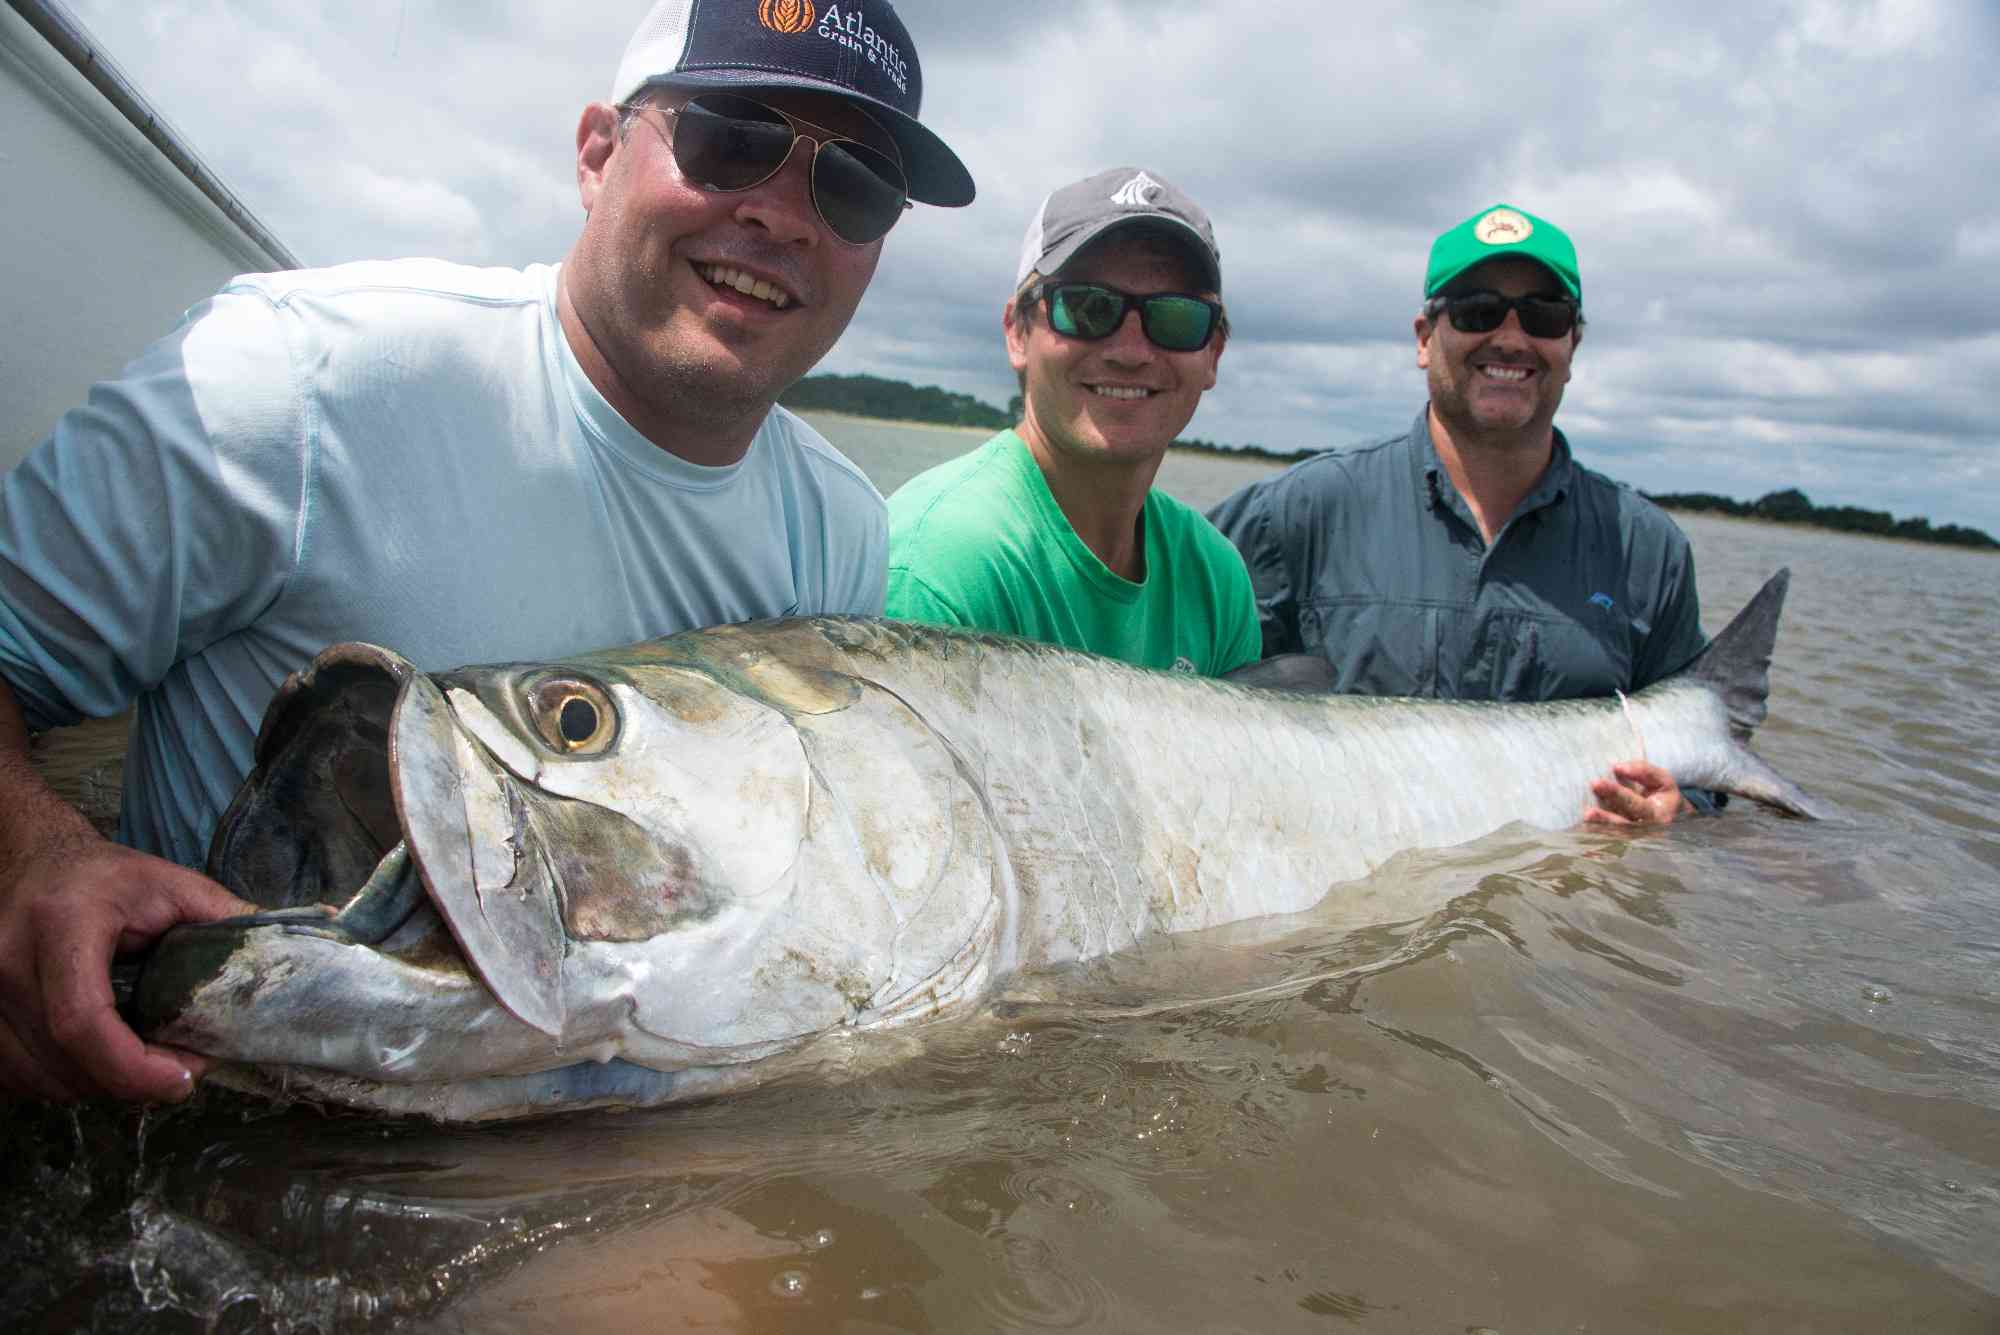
<box><xmin>1225</xmin><ymin>653</ymin><xmax>1339</xmax><ymax>693</ymax></box>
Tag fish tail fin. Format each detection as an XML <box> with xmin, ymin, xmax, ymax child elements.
<box><xmin>1687</xmin><ymin>568</ymin><xmax>1788</xmax><ymax>745</ymax></box>
<box><xmin>1678</xmin><ymin>568</ymin><xmax>1832</xmax><ymax>820</ymax></box>
<box><xmin>1704</xmin><ymin>747</ymin><xmax>1833</xmax><ymax>820</ymax></box>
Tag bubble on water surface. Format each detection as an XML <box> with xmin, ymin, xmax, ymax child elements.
<box><xmin>974</xmin><ymin>1233</ymin><xmax>1109</xmax><ymax>1328</ymax></box>
<box><xmin>1007</xmin><ymin>1166</ymin><xmax>1109</xmax><ymax>1220</ymax></box>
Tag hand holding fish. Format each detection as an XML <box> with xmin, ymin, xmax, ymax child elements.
<box><xmin>0</xmin><ymin>833</ymin><xmax>253</xmax><ymax>1103</ymax></box>
<box><xmin>1582</xmin><ymin>760</ymin><xmax>1693</xmax><ymax>826</ymax></box>
<box><xmin>0</xmin><ymin>678</ymin><xmax>256</xmax><ymax>1104</ymax></box>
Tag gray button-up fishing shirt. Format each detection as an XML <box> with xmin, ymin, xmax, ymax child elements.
<box><xmin>1206</xmin><ymin>411</ymin><xmax>1706</xmax><ymax>702</ymax></box>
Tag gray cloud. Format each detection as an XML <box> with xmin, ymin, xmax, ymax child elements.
<box><xmin>59</xmin><ymin>0</ymin><xmax>2000</xmax><ymax>533</ymax></box>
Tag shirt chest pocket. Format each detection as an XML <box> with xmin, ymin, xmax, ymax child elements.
<box><xmin>1302</xmin><ymin>600</ymin><xmax>1635</xmax><ymax>701</ymax></box>
<box><xmin>1301</xmin><ymin>599</ymin><xmax>1442</xmax><ymax>696</ymax></box>
<box><xmin>1449</xmin><ymin>609</ymin><xmax>1633</xmax><ymax>701</ymax></box>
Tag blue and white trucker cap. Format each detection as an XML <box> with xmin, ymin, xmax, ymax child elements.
<box><xmin>611</xmin><ymin>0</ymin><xmax>975</xmax><ymax>207</ymax></box>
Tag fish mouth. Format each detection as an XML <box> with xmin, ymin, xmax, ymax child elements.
<box><xmin>128</xmin><ymin>838</ymin><xmax>446</xmax><ymax>1036</ymax></box>
<box><xmin>131</xmin><ymin>642</ymin><xmax>568</xmax><ymax>1062</ymax></box>
<box><xmin>144</xmin><ymin>837</ymin><xmax>430</xmax><ymax>957</ymax></box>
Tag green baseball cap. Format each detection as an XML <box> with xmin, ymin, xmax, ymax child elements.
<box><xmin>1424</xmin><ymin>204</ymin><xmax>1580</xmax><ymax>302</ymax></box>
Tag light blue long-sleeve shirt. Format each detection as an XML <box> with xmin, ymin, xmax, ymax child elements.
<box><xmin>1</xmin><ymin>258</ymin><xmax>885</xmax><ymax>866</ymax></box>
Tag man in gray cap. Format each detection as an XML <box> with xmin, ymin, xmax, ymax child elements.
<box><xmin>0</xmin><ymin>0</ymin><xmax>971</xmax><ymax>1106</ymax></box>
<box><xmin>885</xmin><ymin>168</ymin><xmax>1258</xmax><ymax>676</ymax></box>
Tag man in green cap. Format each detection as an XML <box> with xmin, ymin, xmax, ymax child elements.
<box><xmin>1208</xmin><ymin>204</ymin><xmax>1706</xmax><ymax>824</ymax></box>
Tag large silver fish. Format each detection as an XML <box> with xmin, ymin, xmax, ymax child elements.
<box><xmin>134</xmin><ymin>571</ymin><xmax>1823</xmax><ymax>1121</ymax></box>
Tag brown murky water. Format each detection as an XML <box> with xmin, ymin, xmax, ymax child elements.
<box><xmin>5</xmin><ymin>418</ymin><xmax>1996</xmax><ymax>1332</ymax></box>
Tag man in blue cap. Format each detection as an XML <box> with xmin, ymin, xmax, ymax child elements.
<box><xmin>1209</xmin><ymin>204</ymin><xmax>1705</xmax><ymax>824</ymax></box>
<box><xmin>0</xmin><ymin>1</ymin><xmax>971</xmax><ymax>1106</ymax></box>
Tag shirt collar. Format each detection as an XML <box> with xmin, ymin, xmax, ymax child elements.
<box><xmin>1413</xmin><ymin>408</ymin><xmax>1575</xmax><ymax>525</ymax></box>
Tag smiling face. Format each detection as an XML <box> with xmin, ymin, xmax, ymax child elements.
<box><xmin>1415</xmin><ymin>256</ymin><xmax>1579</xmax><ymax>453</ymax></box>
<box><xmin>1006</xmin><ymin>230</ymin><xmax>1225</xmax><ymax>475</ymax></box>
<box><xmin>559</xmin><ymin>86</ymin><xmax>892</xmax><ymax>463</ymax></box>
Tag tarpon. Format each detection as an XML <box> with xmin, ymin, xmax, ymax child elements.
<box><xmin>134</xmin><ymin>571</ymin><xmax>1823</xmax><ymax>1121</ymax></box>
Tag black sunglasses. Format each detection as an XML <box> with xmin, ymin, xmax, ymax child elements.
<box><xmin>1031</xmin><ymin>282</ymin><xmax>1222</xmax><ymax>352</ymax></box>
<box><xmin>1427</xmin><ymin>290</ymin><xmax>1580</xmax><ymax>339</ymax></box>
<box><xmin>621</xmin><ymin>94</ymin><xmax>911</xmax><ymax>245</ymax></box>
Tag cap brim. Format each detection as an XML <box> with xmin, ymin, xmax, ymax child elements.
<box><xmin>1430</xmin><ymin>256</ymin><xmax>1579</xmax><ymax>302</ymax></box>
<box><xmin>644</xmin><ymin>72</ymin><xmax>975</xmax><ymax>208</ymax></box>
<box><xmin>1037</xmin><ymin>217</ymin><xmax>1221</xmax><ymax>293</ymax></box>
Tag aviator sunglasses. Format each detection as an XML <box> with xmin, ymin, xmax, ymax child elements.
<box><xmin>1426</xmin><ymin>290</ymin><xmax>1581</xmax><ymax>340</ymax></box>
<box><xmin>620</xmin><ymin>93</ymin><xmax>911</xmax><ymax>245</ymax></box>
<box><xmin>1031</xmin><ymin>282</ymin><xmax>1223</xmax><ymax>352</ymax></box>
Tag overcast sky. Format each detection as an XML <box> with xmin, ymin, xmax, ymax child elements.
<box><xmin>62</xmin><ymin>0</ymin><xmax>2000</xmax><ymax>534</ymax></box>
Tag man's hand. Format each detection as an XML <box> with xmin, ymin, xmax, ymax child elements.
<box><xmin>1583</xmin><ymin>759</ymin><xmax>1694</xmax><ymax>827</ymax></box>
<box><xmin>0</xmin><ymin>836</ymin><xmax>256</xmax><ymax>1103</ymax></box>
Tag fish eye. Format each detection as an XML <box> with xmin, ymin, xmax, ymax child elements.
<box><xmin>525</xmin><ymin>677</ymin><xmax>618</xmax><ymax>756</ymax></box>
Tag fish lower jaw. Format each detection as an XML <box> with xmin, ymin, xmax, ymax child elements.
<box><xmin>698</xmin><ymin>263</ymin><xmax>793</xmax><ymax>309</ymax></box>
<box><xmin>208</xmin><ymin>1052</ymin><xmax>780</xmax><ymax>1121</ymax></box>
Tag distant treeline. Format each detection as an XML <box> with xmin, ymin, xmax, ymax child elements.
<box><xmin>783</xmin><ymin>376</ymin><xmax>1993</xmax><ymax>550</ymax></box>
<box><xmin>783</xmin><ymin>372</ymin><xmax>1318</xmax><ymax>458</ymax></box>
<box><xmin>780</xmin><ymin>374</ymin><xmax>1011</xmax><ymax>430</ymax></box>
<box><xmin>1169</xmin><ymin>436</ymin><xmax>1317</xmax><ymax>464</ymax></box>
<box><xmin>1645</xmin><ymin>488</ymin><xmax>1998</xmax><ymax>550</ymax></box>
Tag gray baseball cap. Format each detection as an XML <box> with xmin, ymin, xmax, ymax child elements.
<box><xmin>1015</xmin><ymin>167</ymin><xmax>1220</xmax><ymax>292</ymax></box>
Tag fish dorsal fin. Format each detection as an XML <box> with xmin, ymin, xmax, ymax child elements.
<box><xmin>1688</xmin><ymin>568</ymin><xmax>1791</xmax><ymax>744</ymax></box>
<box><xmin>1225</xmin><ymin>653</ymin><xmax>1339</xmax><ymax>692</ymax></box>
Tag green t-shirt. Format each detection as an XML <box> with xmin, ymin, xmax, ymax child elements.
<box><xmin>885</xmin><ymin>431</ymin><xmax>1261</xmax><ymax>676</ymax></box>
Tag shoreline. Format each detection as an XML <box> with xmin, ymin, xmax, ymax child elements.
<box><xmin>795</xmin><ymin>410</ymin><xmax>1292</xmax><ymax>461</ymax></box>
<box><xmin>797</xmin><ymin>413</ymin><xmax>1993</xmax><ymax>550</ymax></box>
<box><xmin>793</xmin><ymin>409</ymin><xmax>991</xmax><ymax>440</ymax></box>
<box><xmin>1656</xmin><ymin>507</ymin><xmax>2000</xmax><ymax>554</ymax></box>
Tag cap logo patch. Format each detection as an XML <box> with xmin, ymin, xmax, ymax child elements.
<box><xmin>1109</xmin><ymin>171</ymin><xmax>1165</xmax><ymax>210</ymax></box>
<box><xmin>1474</xmin><ymin>208</ymin><xmax>1533</xmax><ymax>246</ymax></box>
<box><xmin>758</xmin><ymin>0</ymin><xmax>816</xmax><ymax>35</ymax></box>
